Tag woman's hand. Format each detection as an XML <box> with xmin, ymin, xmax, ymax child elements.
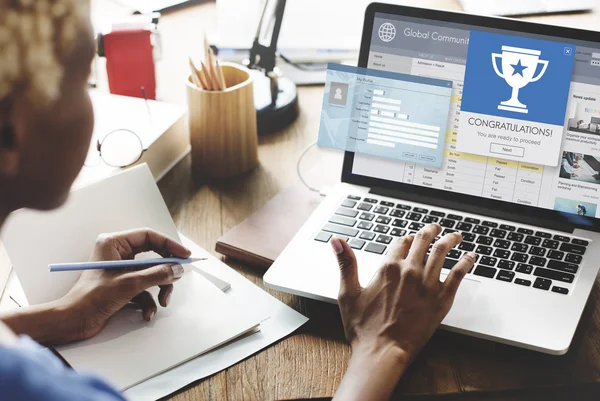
<box><xmin>332</xmin><ymin>224</ymin><xmax>476</xmax><ymax>401</ymax></box>
<box><xmin>62</xmin><ymin>228</ymin><xmax>191</xmax><ymax>341</ymax></box>
<box><xmin>0</xmin><ymin>229</ymin><xmax>191</xmax><ymax>345</ymax></box>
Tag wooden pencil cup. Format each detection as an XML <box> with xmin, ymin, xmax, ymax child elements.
<box><xmin>186</xmin><ymin>63</ymin><xmax>259</xmax><ymax>178</ymax></box>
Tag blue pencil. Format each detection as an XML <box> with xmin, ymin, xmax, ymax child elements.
<box><xmin>49</xmin><ymin>257</ymin><xmax>206</xmax><ymax>272</ymax></box>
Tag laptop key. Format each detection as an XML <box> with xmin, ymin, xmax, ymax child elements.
<box><xmin>395</xmin><ymin>204</ymin><xmax>411</xmax><ymax>210</ymax></box>
<box><xmin>482</xmin><ymin>221</ymin><xmax>498</xmax><ymax>228</ymax></box>
<box><xmin>565</xmin><ymin>253</ymin><xmax>582</xmax><ymax>264</ymax></box>
<box><xmin>474</xmin><ymin>265</ymin><xmax>497</xmax><ymax>278</ymax></box>
<box><xmin>498</xmin><ymin>260</ymin><xmax>515</xmax><ymax>270</ymax></box>
<box><xmin>376</xmin><ymin>235</ymin><xmax>393</xmax><ymax>245</ymax></box>
<box><xmin>335</xmin><ymin>207</ymin><xmax>358</xmax><ymax>218</ymax></box>
<box><xmin>341</xmin><ymin>199</ymin><xmax>357</xmax><ymax>208</ymax></box>
<box><xmin>392</xmin><ymin>219</ymin><xmax>408</xmax><ymax>228</ymax></box>
<box><xmin>374</xmin><ymin>206</ymin><xmax>389</xmax><ymax>215</ymax></box>
<box><xmin>524</xmin><ymin>236</ymin><xmax>541</xmax><ymax>246</ymax></box>
<box><xmin>534</xmin><ymin>267</ymin><xmax>574</xmax><ymax>283</ymax></box>
<box><xmin>422</xmin><ymin>215</ymin><xmax>439</xmax><ymax>224</ymax></box>
<box><xmin>357</xmin><ymin>203</ymin><xmax>373</xmax><ymax>211</ymax></box>
<box><xmin>442</xmin><ymin>229</ymin><xmax>457</xmax><ymax>235</ymax></box>
<box><xmin>365</xmin><ymin>242</ymin><xmax>386</xmax><ymax>254</ymax></box>
<box><xmin>511</xmin><ymin>252</ymin><xmax>528</xmax><ymax>262</ymax></box>
<box><xmin>542</xmin><ymin>239</ymin><xmax>559</xmax><ymax>249</ymax></box>
<box><xmin>448</xmin><ymin>249</ymin><xmax>462</xmax><ymax>259</ymax></box>
<box><xmin>535</xmin><ymin>231</ymin><xmax>552</xmax><ymax>239</ymax></box>
<box><xmin>349</xmin><ymin>238</ymin><xmax>366</xmax><ymax>250</ymax></box>
<box><xmin>359</xmin><ymin>231</ymin><xmax>376</xmax><ymax>241</ymax></box>
<box><xmin>357</xmin><ymin>221</ymin><xmax>373</xmax><ymax>230</ymax></box>
<box><xmin>314</xmin><ymin>232</ymin><xmax>332</xmax><ymax>243</ymax></box>
<box><xmin>329</xmin><ymin>215</ymin><xmax>357</xmax><ymax>227</ymax></box>
<box><xmin>533</xmin><ymin>278</ymin><xmax>552</xmax><ymax>290</ymax></box>
<box><xmin>462</xmin><ymin>233</ymin><xmax>476</xmax><ymax>242</ymax></box>
<box><xmin>323</xmin><ymin>224</ymin><xmax>359</xmax><ymax>238</ymax></box>
<box><xmin>494</xmin><ymin>239</ymin><xmax>510</xmax><ymax>249</ymax></box>
<box><xmin>516</xmin><ymin>263</ymin><xmax>533</xmax><ymax>274</ymax></box>
<box><xmin>529</xmin><ymin>246</ymin><xmax>546</xmax><ymax>257</ymax></box>
<box><xmin>473</xmin><ymin>226</ymin><xmax>489</xmax><ymax>235</ymax></box>
<box><xmin>406</xmin><ymin>213</ymin><xmax>422</xmax><ymax>221</ymax></box>
<box><xmin>464</xmin><ymin>217</ymin><xmax>480</xmax><ymax>224</ymax></box>
<box><xmin>359</xmin><ymin>213</ymin><xmax>375</xmax><ymax>221</ymax></box>
<box><xmin>374</xmin><ymin>225</ymin><xmax>390</xmax><ymax>234</ymax></box>
<box><xmin>480</xmin><ymin>256</ymin><xmax>497</xmax><ymax>267</ymax></box>
<box><xmin>572</xmin><ymin>239</ymin><xmax>589</xmax><ymax>246</ymax></box>
<box><xmin>430</xmin><ymin>211</ymin><xmax>445</xmax><ymax>217</ymax></box>
<box><xmin>515</xmin><ymin>278</ymin><xmax>531</xmax><ymax>287</ymax></box>
<box><xmin>439</xmin><ymin>219</ymin><xmax>456</xmax><ymax>228</ymax></box>
<box><xmin>447</xmin><ymin>214</ymin><xmax>463</xmax><ymax>221</ymax></box>
<box><xmin>507</xmin><ymin>232</ymin><xmax>524</xmax><ymax>242</ymax></box>
<box><xmin>490</xmin><ymin>229</ymin><xmax>507</xmax><ymax>239</ymax></box>
<box><xmin>496</xmin><ymin>270</ymin><xmax>515</xmax><ymax>282</ymax></box>
<box><xmin>414</xmin><ymin>207</ymin><xmax>428</xmax><ymax>214</ymax></box>
<box><xmin>559</xmin><ymin>243</ymin><xmax>586</xmax><ymax>256</ymax></box>
<box><xmin>347</xmin><ymin>195</ymin><xmax>361</xmax><ymax>200</ymax></box>
<box><xmin>390</xmin><ymin>209</ymin><xmax>405</xmax><ymax>218</ymax></box>
<box><xmin>493</xmin><ymin>249</ymin><xmax>510</xmax><ymax>259</ymax></box>
<box><xmin>547</xmin><ymin>260</ymin><xmax>578</xmax><ymax>274</ymax></box>
<box><xmin>511</xmin><ymin>243</ymin><xmax>528</xmax><ymax>253</ymax></box>
<box><xmin>517</xmin><ymin>228</ymin><xmax>534</xmax><ymax>235</ymax></box>
<box><xmin>456</xmin><ymin>222</ymin><xmax>473</xmax><ymax>231</ymax></box>
<box><xmin>529</xmin><ymin>256</ymin><xmax>547</xmax><ymax>267</ymax></box>
<box><xmin>364</xmin><ymin>198</ymin><xmax>378</xmax><ymax>204</ymax></box>
<box><xmin>552</xmin><ymin>286</ymin><xmax>569</xmax><ymax>295</ymax></box>
<box><xmin>553</xmin><ymin>235</ymin><xmax>570</xmax><ymax>242</ymax></box>
<box><xmin>500</xmin><ymin>224</ymin><xmax>516</xmax><ymax>231</ymax></box>
<box><xmin>376</xmin><ymin>216</ymin><xmax>391</xmax><ymax>224</ymax></box>
<box><xmin>547</xmin><ymin>250</ymin><xmax>564</xmax><ymax>260</ymax></box>
<box><xmin>476</xmin><ymin>236</ymin><xmax>493</xmax><ymax>245</ymax></box>
<box><xmin>458</xmin><ymin>242</ymin><xmax>476</xmax><ymax>251</ymax></box>
<box><xmin>390</xmin><ymin>228</ymin><xmax>406</xmax><ymax>237</ymax></box>
<box><xmin>409</xmin><ymin>222</ymin><xmax>425</xmax><ymax>231</ymax></box>
<box><xmin>380</xmin><ymin>201</ymin><xmax>394</xmax><ymax>207</ymax></box>
<box><xmin>476</xmin><ymin>245</ymin><xmax>493</xmax><ymax>255</ymax></box>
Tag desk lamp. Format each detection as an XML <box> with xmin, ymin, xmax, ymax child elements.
<box><xmin>246</xmin><ymin>0</ymin><xmax>299</xmax><ymax>134</ymax></box>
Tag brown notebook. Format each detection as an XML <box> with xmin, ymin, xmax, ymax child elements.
<box><xmin>215</xmin><ymin>185</ymin><xmax>322</xmax><ymax>270</ymax></box>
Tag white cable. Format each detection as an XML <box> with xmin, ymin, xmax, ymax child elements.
<box><xmin>296</xmin><ymin>140</ymin><xmax>322</xmax><ymax>194</ymax></box>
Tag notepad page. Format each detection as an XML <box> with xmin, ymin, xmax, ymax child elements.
<box><xmin>57</xmin><ymin>269</ymin><xmax>261</xmax><ymax>390</ymax></box>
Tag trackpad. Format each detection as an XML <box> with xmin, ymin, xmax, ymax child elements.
<box><xmin>442</xmin><ymin>277</ymin><xmax>481</xmax><ymax>324</ymax></box>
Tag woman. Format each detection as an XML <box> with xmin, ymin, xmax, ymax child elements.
<box><xmin>0</xmin><ymin>1</ymin><xmax>475</xmax><ymax>400</ymax></box>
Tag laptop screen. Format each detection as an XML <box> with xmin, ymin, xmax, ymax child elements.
<box><xmin>350</xmin><ymin>11</ymin><xmax>600</xmax><ymax>221</ymax></box>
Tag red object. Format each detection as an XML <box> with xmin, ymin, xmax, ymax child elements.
<box><xmin>102</xmin><ymin>29</ymin><xmax>156</xmax><ymax>99</ymax></box>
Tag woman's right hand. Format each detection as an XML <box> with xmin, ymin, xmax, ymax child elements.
<box><xmin>331</xmin><ymin>224</ymin><xmax>476</xmax><ymax>401</ymax></box>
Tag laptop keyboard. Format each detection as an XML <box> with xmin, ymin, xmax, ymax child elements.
<box><xmin>314</xmin><ymin>194</ymin><xmax>591</xmax><ymax>296</ymax></box>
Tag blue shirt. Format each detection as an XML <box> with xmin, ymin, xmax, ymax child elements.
<box><xmin>0</xmin><ymin>336</ymin><xmax>125</xmax><ymax>401</ymax></box>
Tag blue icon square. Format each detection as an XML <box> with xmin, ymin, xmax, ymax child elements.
<box><xmin>564</xmin><ymin>47</ymin><xmax>573</xmax><ymax>55</ymax></box>
<box><xmin>461</xmin><ymin>31</ymin><xmax>575</xmax><ymax>126</ymax></box>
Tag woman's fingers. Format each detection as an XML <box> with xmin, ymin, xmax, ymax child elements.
<box><xmin>331</xmin><ymin>237</ymin><xmax>362</xmax><ymax>300</ymax></box>
<box><xmin>442</xmin><ymin>252</ymin><xmax>477</xmax><ymax>301</ymax></box>
<box><xmin>385</xmin><ymin>235</ymin><xmax>414</xmax><ymax>263</ymax></box>
<box><xmin>121</xmin><ymin>263</ymin><xmax>184</xmax><ymax>296</ymax></box>
<box><xmin>101</xmin><ymin>229</ymin><xmax>191</xmax><ymax>259</ymax></box>
<box><xmin>424</xmin><ymin>232</ymin><xmax>463</xmax><ymax>284</ymax></box>
<box><xmin>407</xmin><ymin>224</ymin><xmax>442</xmax><ymax>264</ymax></box>
<box><xmin>158</xmin><ymin>284</ymin><xmax>174</xmax><ymax>307</ymax></box>
<box><xmin>132</xmin><ymin>291</ymin><xmax>157</xmax><ymax>322</ymax></box>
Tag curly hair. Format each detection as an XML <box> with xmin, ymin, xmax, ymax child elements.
<box><xmin>0</xmin><ymin>0</ymin><xmax>89</xmax><ymax>107</ymax></box>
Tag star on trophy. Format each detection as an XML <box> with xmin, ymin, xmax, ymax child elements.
<box><xmin>492</xmin><ymin>46</ymin><xmax>549</xmax><ymax>114</ymax></box>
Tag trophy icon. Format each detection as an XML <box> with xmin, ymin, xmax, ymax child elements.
<box><xmin>492</xmin><ymin>46</ymin><xmax>549</xmax><ymax>114</ymax></box>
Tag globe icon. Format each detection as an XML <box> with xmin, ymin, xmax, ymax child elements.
<box><xmin>378</xmin><ymin>23</ymin><xmax>396</xmax><ymax>42</ymax></box>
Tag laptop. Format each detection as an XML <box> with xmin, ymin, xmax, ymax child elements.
<box><xmin>264</xmin><ymin>3</ymin><xmax>600</xmax><ymax>355</ymax></box>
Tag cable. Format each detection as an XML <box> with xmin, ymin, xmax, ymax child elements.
<box><xmin>278</xmin><ymin>53</ymin><xmax>328</xmax><ymax>72</ymax></box>
<box><xmin>296</xmin><ymin>140</ymin><xmax>322</xmax><ymax>194</ymax></box>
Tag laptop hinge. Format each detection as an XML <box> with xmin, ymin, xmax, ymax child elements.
<box><xmin>369</xmin><ymin>187</ymin><xmax>576</xmax><ymax>233</ymax></box>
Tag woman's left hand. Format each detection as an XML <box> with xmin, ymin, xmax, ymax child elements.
<box><xmin>60</xmin><ymin>228</ymin><xmax>191</xmax><ymax>342</ymax></box>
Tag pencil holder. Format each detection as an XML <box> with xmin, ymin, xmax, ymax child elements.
<box><xmin>186</xmin><ymin>63</ymin><xmax>259</xmax><ymax>178</ymax></box>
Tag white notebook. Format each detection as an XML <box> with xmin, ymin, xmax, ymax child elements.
<box><xmin>1</xmin><ymin>164</ymin><xmax>263</xmax><ymax>390</ymax></box>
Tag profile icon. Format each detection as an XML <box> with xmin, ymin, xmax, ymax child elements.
<box><xmin>328</xmin><ymin>82</ymin><xmax>349</xmax><ymax>106</ymax></box>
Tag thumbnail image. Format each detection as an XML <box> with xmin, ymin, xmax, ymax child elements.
<box><xmin>559</xmin><ymin>151</ymin><xmax>600</xmax><ymax>184</ymax></box>
<box><xmin>553</xmin><ymin>197</ymin><xmax>597</xmax><ymax>217</ymax></box>
<box><xmin>566</xmin><ymin>102</ymin><xmax>600</xmax><ymax>136</ymax></box>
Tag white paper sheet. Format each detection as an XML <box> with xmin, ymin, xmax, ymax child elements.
<box><xmin>58</xmin><ymin>269</ymin><xmax>261</xmax><ymax>390</ymax></box>
<box><xmin>123</xmin><ymin>234</ymin><xmax>309</xmax><ymax>401</ymax></box>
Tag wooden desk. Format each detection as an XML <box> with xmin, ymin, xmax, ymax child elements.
<box><xmin>37</xmin><ymin>1</ymin><xmax>600</xmax><ymax>399</ymax></box>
